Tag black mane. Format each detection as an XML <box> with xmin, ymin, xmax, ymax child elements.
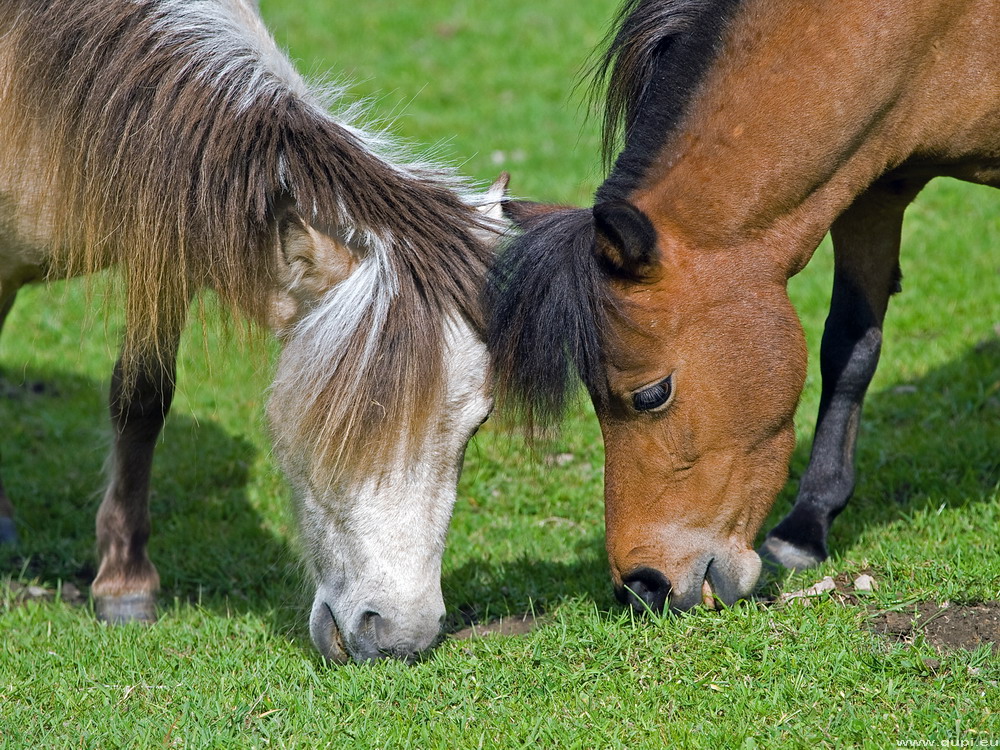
<box><xmin>592</xmin><ymin>0</ymin><xmax>743</xmax><ymax>201</ymax></box>
<box><xmin>486</xmin><ymin>0</ymin><xmax>743</xmax><ymax>430</ymax></box>
<box><xmin>486</xmin><ymin>208</ymin><xmax>613</xmax><ymax>432</ymax></box>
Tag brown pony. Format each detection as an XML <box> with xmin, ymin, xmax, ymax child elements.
<box><xmin>488</xmin><ymin>0</ymin><xmax>999</xmax><ymax>612</ymax></box>
<box><xmin>1</xmin><ymin>0</ymin><xmax>505</xmax><ymax>663</ymax></box>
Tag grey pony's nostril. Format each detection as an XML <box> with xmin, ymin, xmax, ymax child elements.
<box><xmin>360</xmin><ymin>611</ymin><xmax>426</xmax><ymax>663</ymax></box>
<box><xmin>370</xmin><ymin>614</ymin><xmax>394</xmax><ymax>649</ymax></box>
<box><xmin>618</xmin><ymin>567</ymin><xmax>671</xmax><ymax>614</ymax></box>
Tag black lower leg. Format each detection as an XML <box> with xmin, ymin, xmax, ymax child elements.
<box><xmin>761</xmin><ymin>179</ymin><xmax>923</xmax><ymax>570</ymax></box>
<box><xmin>763</xmin><ymin>275</ymin><xmax>885</xmax><ymax>568</ymax></box>
<box><xmin>93</xmin><ymin>345</ymin><xmax>178</xmax><ymax>623</ymax></box>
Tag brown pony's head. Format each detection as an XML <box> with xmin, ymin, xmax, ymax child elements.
<box><xmin>487</xmin><ymin>198</ymin><xmax>806</xmax><ymax>611</ymax></box>
<box><xmin>486</xmin><ymin>0</ymin><xmax>817</xmax><ymax>613</ymax></box>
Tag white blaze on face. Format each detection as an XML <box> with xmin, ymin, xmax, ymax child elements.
<box><xmin>286</xmin><ymin>314</ymin><xmax>491</xmax><ymax>662</ymax></box>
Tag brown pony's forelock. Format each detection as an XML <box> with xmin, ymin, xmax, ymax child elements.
<box><xmin>486</xmin><ymin>208</ymin><xmax>615</xmax><ymax>436</ymax></box>
<box><xmin>1</xmin><ymin>0</ymin><xmax>493</xmax><ymax>482</ymax></box>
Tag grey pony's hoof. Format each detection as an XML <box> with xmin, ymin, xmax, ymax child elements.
<box><xmin>0</xmin><ymin>517</ymin><xmax>17</xmax><ymax>546</ymax></box>
<box><xmin>95</xmin><ymin>593</ymin><xmax>158</xmax><ymax>625</ymax></box>
<box><xmin>758</xmin><ymin>536</ymin><xmax>823</xmax><ymax>573</ymax></box>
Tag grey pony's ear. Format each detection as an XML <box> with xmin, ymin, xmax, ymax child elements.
<box><xmin>268</xmin><ymin>199</ymin><xmax>356</xmax><ymax>335</ymax></box>
<box><xmin>478</xmin><ymin>171</ymin><xmax>510</xmax><ymax>223</ymax></box>
<box><xmin>502</xmin><ymin>198</ymin><xmax>568</xmax><ymax>228</ymax></box>
<box><xmin>474</xmin><ymin>173</ymin><xmax>511</xmax><ymax>250</ymax></box>
<box><xmin>592</xmin><ymin>199</ymin><xmax>658</xmax><ymax>280</ymax></box>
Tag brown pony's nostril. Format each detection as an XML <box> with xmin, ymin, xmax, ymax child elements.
<box><xmin>618</xmin><ymin>567</ymin><xmax>671</xmax><ymax>614</ymax></box>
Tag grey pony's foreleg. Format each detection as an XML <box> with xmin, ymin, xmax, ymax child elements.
<box><xmin>760</xmin><ymin>179</ymin><xmax>927</xmax><ymax>571</ymax></box>
<box><xmin>91</xmin><ymin>336</ymin><xmax>180</xmax><ymax>623</ymax></box>
<box><xmin>0</xmin><ymin>288</ymin><xmax>19</xmax><ymax>546</ymax></box>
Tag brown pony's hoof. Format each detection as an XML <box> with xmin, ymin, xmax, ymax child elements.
<box><xmin>758</xmin><ymin>536</ymin><xmax>823</xmax><ymax>573</ymax></box>
<box><xmin>0</xmin><ymin>518</ymin><xmax>17</xmax><ymax>546</ymax></box>
<box><xmin>95</xmin><ymin>593</ymin><xmax>158</xmax><ymax>624</ymax></box>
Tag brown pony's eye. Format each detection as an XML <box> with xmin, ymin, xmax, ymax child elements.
<box><xmin>632</xmin><ymin>375</ymin><xmax>673</xmax><ymax>412</ymax></box>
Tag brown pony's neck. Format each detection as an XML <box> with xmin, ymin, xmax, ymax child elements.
<box><xmin>618</xmin><ymin>0</ymin><xmax>993</xmax><ymax>273</ymax></box>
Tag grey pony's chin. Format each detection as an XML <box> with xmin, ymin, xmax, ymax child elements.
<box><xmin>311</xmin><ymin>602</ymin><xmax>350</xmax><ymax>665</ymax></box>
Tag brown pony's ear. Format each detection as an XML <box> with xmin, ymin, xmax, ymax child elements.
<box><xmin>502</xmin><ymin>199</ymin><xmax>567</xmax><ymax>228</ymax></box>
<box><xmin>592</xmin><ymin>199</ymin><xmax>658</xmax><ymax>280</ymax></box>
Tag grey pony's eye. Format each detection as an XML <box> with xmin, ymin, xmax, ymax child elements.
<box><xmin>632</xmin><ymin>375</ymin><xmax>673</xmax><ymax>413</ymax></box>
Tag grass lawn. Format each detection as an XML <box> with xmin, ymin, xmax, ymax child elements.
<box><xmin>2</xmin><ymin>0</ymin><xmax>998</xmax><ymax>747</ymax></box>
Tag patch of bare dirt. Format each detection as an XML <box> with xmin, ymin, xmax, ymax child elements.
<box><xmin>871</xmin><ymin>601</ymin><xmax>1000</xmax><ymax>654</ymax></box>
<box><xmin>448</xmin><ymin>612</ymin><xmax>538</xmax><ymax>641</ymax></box>
<box><xmin>766</xmin><ymin>571</ymin><xmax>1000</xmax><ymax>654</ymax></box>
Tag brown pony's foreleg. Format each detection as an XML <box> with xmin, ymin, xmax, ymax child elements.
<box><xmin>0</xmin><ymin>288</ymin><xmax>18</xmax><ymax>546</ymax></box>
<box><xmin>761</xmin><ymin>178</ymin><xmax>928</xmax><ymax>571</ymax></box>
<box><xmin>92</xmin><ymin>338</ymin><xmax>179</xmax><ymax>623</ymax></box>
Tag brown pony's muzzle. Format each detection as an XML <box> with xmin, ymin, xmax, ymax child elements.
<box><xmin>615</xmin><ymin>547</ymin><xmax>762</xmax><ymax>614</ymax></box>
<box><xmin>606</xmin><ymin>489</ymin><xmax>778</xmax><ymax>612</ymax></box>
<box><xmin>602</xmin><ymin>416</ymin><xmax>797</xmax><ymax>615</ymax></box>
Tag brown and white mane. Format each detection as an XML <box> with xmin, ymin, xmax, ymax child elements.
<box><xmin>0</xmin><ymin>0</ymin><xmax>493</xmax><ymax>483</ymax></box>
